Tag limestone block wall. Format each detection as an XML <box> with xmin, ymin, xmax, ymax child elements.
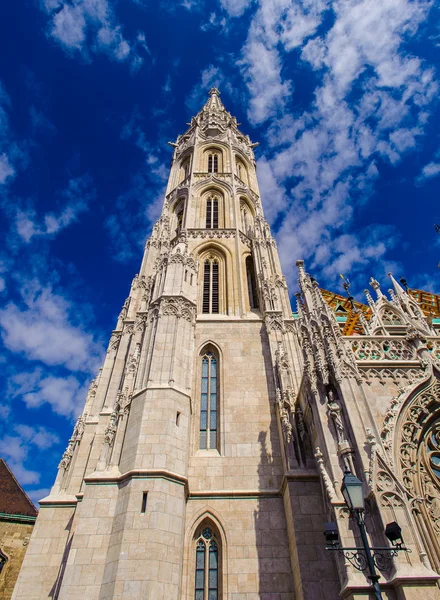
<box><xmin>0</xmin><ymin>520</ymin><xmax>34</xmax><ymax>600</ymax></box>
<box><xmin>11</xmin><ymin>507</ymin><xmax>74</xmax><ymax>600</ymax></box>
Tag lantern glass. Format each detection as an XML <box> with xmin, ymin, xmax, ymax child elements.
<box><xmin>341</xmin><ymin>469</ymin><xmax>364</xmax><ymax>511</ymax></box>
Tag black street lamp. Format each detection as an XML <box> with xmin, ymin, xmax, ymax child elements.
<box><xmin>324</xmin><ymin>468</ymin><xmax>410</xmax><ymax>600</ymax></box>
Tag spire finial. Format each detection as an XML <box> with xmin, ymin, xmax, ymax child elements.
<box><xmin>209</xmin><ymin>87</ymin><xmax>220</xmax><ymax>97</ymax></box>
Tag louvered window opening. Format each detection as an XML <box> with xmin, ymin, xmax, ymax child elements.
<box><xmin>206</xmin><ymin>198</ymin><xmax>218</xmax><ymax>229</ymax></box>
<box><xmin>202</xmin><ymin>260</ymin><xmax>219</xmax><ymax>314</ymax></box>
<box><xmin>200</xmin><ymin>353</ymin><xmax>218</xmax><ymax>450</ymax></box>
<box><xmin>194</xmin><ymin>528</ymin><xmax>219</xmax><ymax>600</ymax></box>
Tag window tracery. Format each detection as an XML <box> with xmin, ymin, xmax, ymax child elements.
<box><xmin>194</xmin><ymin>525</ymin><xmax>220</xmax><ymax>599</ymax></box>
<box><xmin>396</xmin><ymin>378</ymin><xmax>440</xmax><ymax>568</ymax></box>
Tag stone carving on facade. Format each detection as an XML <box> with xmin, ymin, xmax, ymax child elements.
<box><xmin>264</xmin><ymin>311</ymin><xmax>285</xmax><ymax>333</ymax></box>
<box><xmin>58</xmin><ymin>445</ymin><xmax>74</xmax><ymax>471</ymax></box>
<box><xmin>104</xmin><ymin>409</ymin><xmax>118</xmax><ymax>447</ymax></box>
<box><xmin>58</xmin><ymin>413</ymin><xmax>87</xmax><ymax>470</ymax></box>
<box><xmin>365</xmin><ymin>428</ymin><xmax>377</xmax><ymax>489</ymax></box>
<box><xmin>360</xmin><ymin>366</ymin><xmax>426</xmax><ymax>386</ymax></box>
<box><xmin>107</xmin><ymin>331</ymin><xmax>122</xmax><ymax>353</ymax></box>
<box><xmin>159</xmin><ymin>296</ymin><xmax>196</xmax><ymax>322</ymax></box>
<box><xmin>118</xmin><ymin>298</ymin><xmax>130</xmax><ymax>321</ymax></box>
<box><xmin>315</xmin><ymin>447</ymin><xmax>336</xmax><ymax>501</ymax></box>
<box><xmin>395</xmin><ymin>378</ymin><xmax>440</xmax><ymax>552</ymax></box>
<box><xmin>275</xmin><ymin>341</ymin><xmax>290</xmax><ymax>371</ymax></box>
<box><xmin>326</xmin><ymin>390</ymin><xmax>346</xmax><ymax>444</ymax></box>
<box><xmin>348</xmin><ymin>338</ymin><xmax>416</xmax><ymax>361</ymax></box>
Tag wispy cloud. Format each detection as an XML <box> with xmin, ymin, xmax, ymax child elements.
<box><xmin>232</xmin><ymin>0</ymin><xmax>437</xmax><ymax>286</ymax></box>
<box><xmin>14</xmin><ymin>174</ymin><xmax>94</xmax><ymax>243</ymax></box>
<box><xmin>0</xmin><ymin>281</ymin><xmax>103</xmax><ymax>373</ymax></box>
<box><xmin>0</xmin><ymin>424</ymin><xmax>60</xmax><ymax>485</ymax></box>
<box><xmin>10</xmin><ymin>369</ymin><xmax>89</xmax><ymax>418</ymax></box>
<box><xmin>41</xmin><ymin>0</ymin><xmax>147</xmax><ymax>69</ymax></box>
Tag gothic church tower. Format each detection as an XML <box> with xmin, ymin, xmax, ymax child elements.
<box><xmin>12</xmin><ymin>90</ymin><xmax>440</xmax><ymax>600</ymax></box>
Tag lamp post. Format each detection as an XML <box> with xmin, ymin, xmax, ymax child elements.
<box><xmin>324</xmin><ymin>468</ymin><xmax>409</xmax><ymax>600</ymax></box>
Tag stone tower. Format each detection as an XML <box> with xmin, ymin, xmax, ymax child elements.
<box><xmin>12</xmin><ymin>90</ymin><xmax>440</xmax><ymax>600</ymax></box>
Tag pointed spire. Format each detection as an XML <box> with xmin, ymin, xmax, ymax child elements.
<box><xmin>388</xmin><ymin>272</ymin><xmax>406</xmax><ymax>298</ymax></box>
<box><xmin>203</xmin><ymin>87</ymin><xmax>225</xmax><ymax>112</ymax></box>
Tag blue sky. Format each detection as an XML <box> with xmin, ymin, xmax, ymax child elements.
<box><xmin>0</xmin><ymin>0</ymin><xmax>439</xmax><ymax>503</ymax></box>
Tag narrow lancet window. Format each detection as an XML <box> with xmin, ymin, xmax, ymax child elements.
<box><xmin>195</xmin><ymin>541</ymin><xmax>206</xmax><ymax>600</ymax></box>
<box><xmin>206</xmin><ymin>197</ymin><xmax>218</xmax><ymax>228</ymax></box>
<box><xmin>208</xmin><ymin>153</ymin><xmax>219</xmax><ymax>173</ymax></box>
<box><xmin>246</xmin><ymin>256</ymin><xmax>258</xmax><ymax>309</ymax></box>
<box><xmin>200</xmin><ymin>352</ymin><xmax>218</xmax><ymax>450</ymax></box>
<box><xmin>194</xmin><ymin>526</ymin><xmax>220</xmax><ymax>599</ymax></box>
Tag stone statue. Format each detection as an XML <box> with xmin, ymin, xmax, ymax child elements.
<box><xmin>327</xmin><ymin>390</ymin><xmax>346</xmax><ymax>444</ymax></box>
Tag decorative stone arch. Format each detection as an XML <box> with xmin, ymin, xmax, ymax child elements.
<box><xmin>196</xmin><ymin>186</ymin><xmax>231</xmax><ymax>229</ymax></box>
<box><xmin>196</xmin><ymin>244</ymin><xmax>232</xmax><ymax>316</ymax></box>
<box><xmin>201</xmin><ymin>144</ymin><xmax>227</xmax><ymax>173</ymax></box>
<box><xmin>393</xmin><ymin>375</ymin><xmax>440</xmax><ymax>571</ymax></box>
<box><xmin>182</xmin><ymin>510</ymin><xmax>229</xmax><ymax>600</ymax></box>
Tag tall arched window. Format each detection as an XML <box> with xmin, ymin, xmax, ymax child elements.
<box><xmin>200</xmin><ymin>351</ymin><xmax>218</xmax><ymax>450</ymax></box>
<box><xmin>246</xmin><ymin>256</ymin><xmax>258</xmax><ymax>309</ymax></box>
<box><xmin>181</xmin><ymin>157</ymin><xmax>191</xmax><ymax>182</ymax></box>
<box><xmin>236</xmin><ymin>158</ymin><xmax>248</xmax><ymax>185</ymax></box>
<box><xmin>203</xmin><ymin>259</ymin><xmax>219</xmax><ymax>314</ymax></box>
<box><xmin>208</xmin><ymin>153</ymin><xmax>219</xmax><ymax>173</ymax></box>
<box><xmin>240</xmin><ymin>199</ymin><xmax>253</xmax><ymax>236</ymax></box>
<box><xmin>194</xmin><ymin>526</ymin><xmax>221</xmax><ymax>599</ymax></box>
<box><xmin>206</xmin><ymin>196</ymin><xmax>219</xmax><ymax>229</ymax></box>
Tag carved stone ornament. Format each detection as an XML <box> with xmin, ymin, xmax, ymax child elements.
<box><xmin>264</xmin><ymin>311</ymin><xmax>285</xmax><ymax>333</ymax></box>
<box><xmin>104</xmin><ymin>411</ymin><xmax>118</xmax><ymax>447</ymax></box>
<box><xmin>365</xmin><ymin>428</ymin><xmax>377</xmax><ymax>489</ymax></box>
<box><xmin>326</xmin><ymin>390</ymin><xmax>347</xmax><ymax>444</ymax></box>
<box><xmin>315</xmin><ymin>447</ymin><xmax>336</xmax><ymax>501</ymax></box>
<box><xmin>107</xmin><ymin>331</ymin><xmax>122</xmax><ymax>353</ymax></box>
<box><xmin>159</xmin><ymin>296</ymin><xmax>196</xmax><ymax>322</ymax></box>
<box><xmin>58</xmin><ymin>413</ymin><xmax>87</xmax><ymax>470</ymax></box>
<box><xmin>275</xmin><ymin>341</ymin><xmax>290</xmax><ymax>371</ymax></box>
<box><xmin>279</xmin><ymin>406</ymin><xmax>293</xmax><ymax>443</ymax></box>
<box><xmin>396</xmin><ymin>379</ymin><xmax>440</xmax><ymax>547</ymax></box>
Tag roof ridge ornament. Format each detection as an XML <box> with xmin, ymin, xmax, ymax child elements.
<box><xmin>209</xmin><ymin>87</ymin><xmax>220</xmax><ymax>96</ymax></box>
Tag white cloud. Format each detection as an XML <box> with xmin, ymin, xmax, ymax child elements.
<box><xmin>237</xmin><ymin>0</ymin><xmax>437</xmax><ymax>286</ymax></box>
<box><xmin>15</xmin><ymin>174</ymin><xmax>94</xmax><ymax>242</ymax></box>
<box><xmin>0</xmin><ymin>153</ymin><xmax>15</xmax><ymax>183</ymax></box>
<box><xmin>0</xmin><ymin>424</ymin><xmax>60</xmax><ymax>485</ymax></box>
<box><xmin>418</xmin><ymin>161</ymin><xmax>440</xmax><ymax>182</ymax></box>
<box><xmin>11</xmin><ymin>369</ymin><xmax>88</xmax><ymax>418</ymax></box>
<box><xmin>0</xmin><ymin>282</ymin><xmax>102</xmax><ymax>374</ymax></box>
<box><xmin>42</xmin><ymin>0</ymin><xmax>146</xmax><ymax>67</ymax></box>
<box><xmin>219</xmin><ymin>0</ymin><xmax>253</xmax><ymax>17</ymax></box>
